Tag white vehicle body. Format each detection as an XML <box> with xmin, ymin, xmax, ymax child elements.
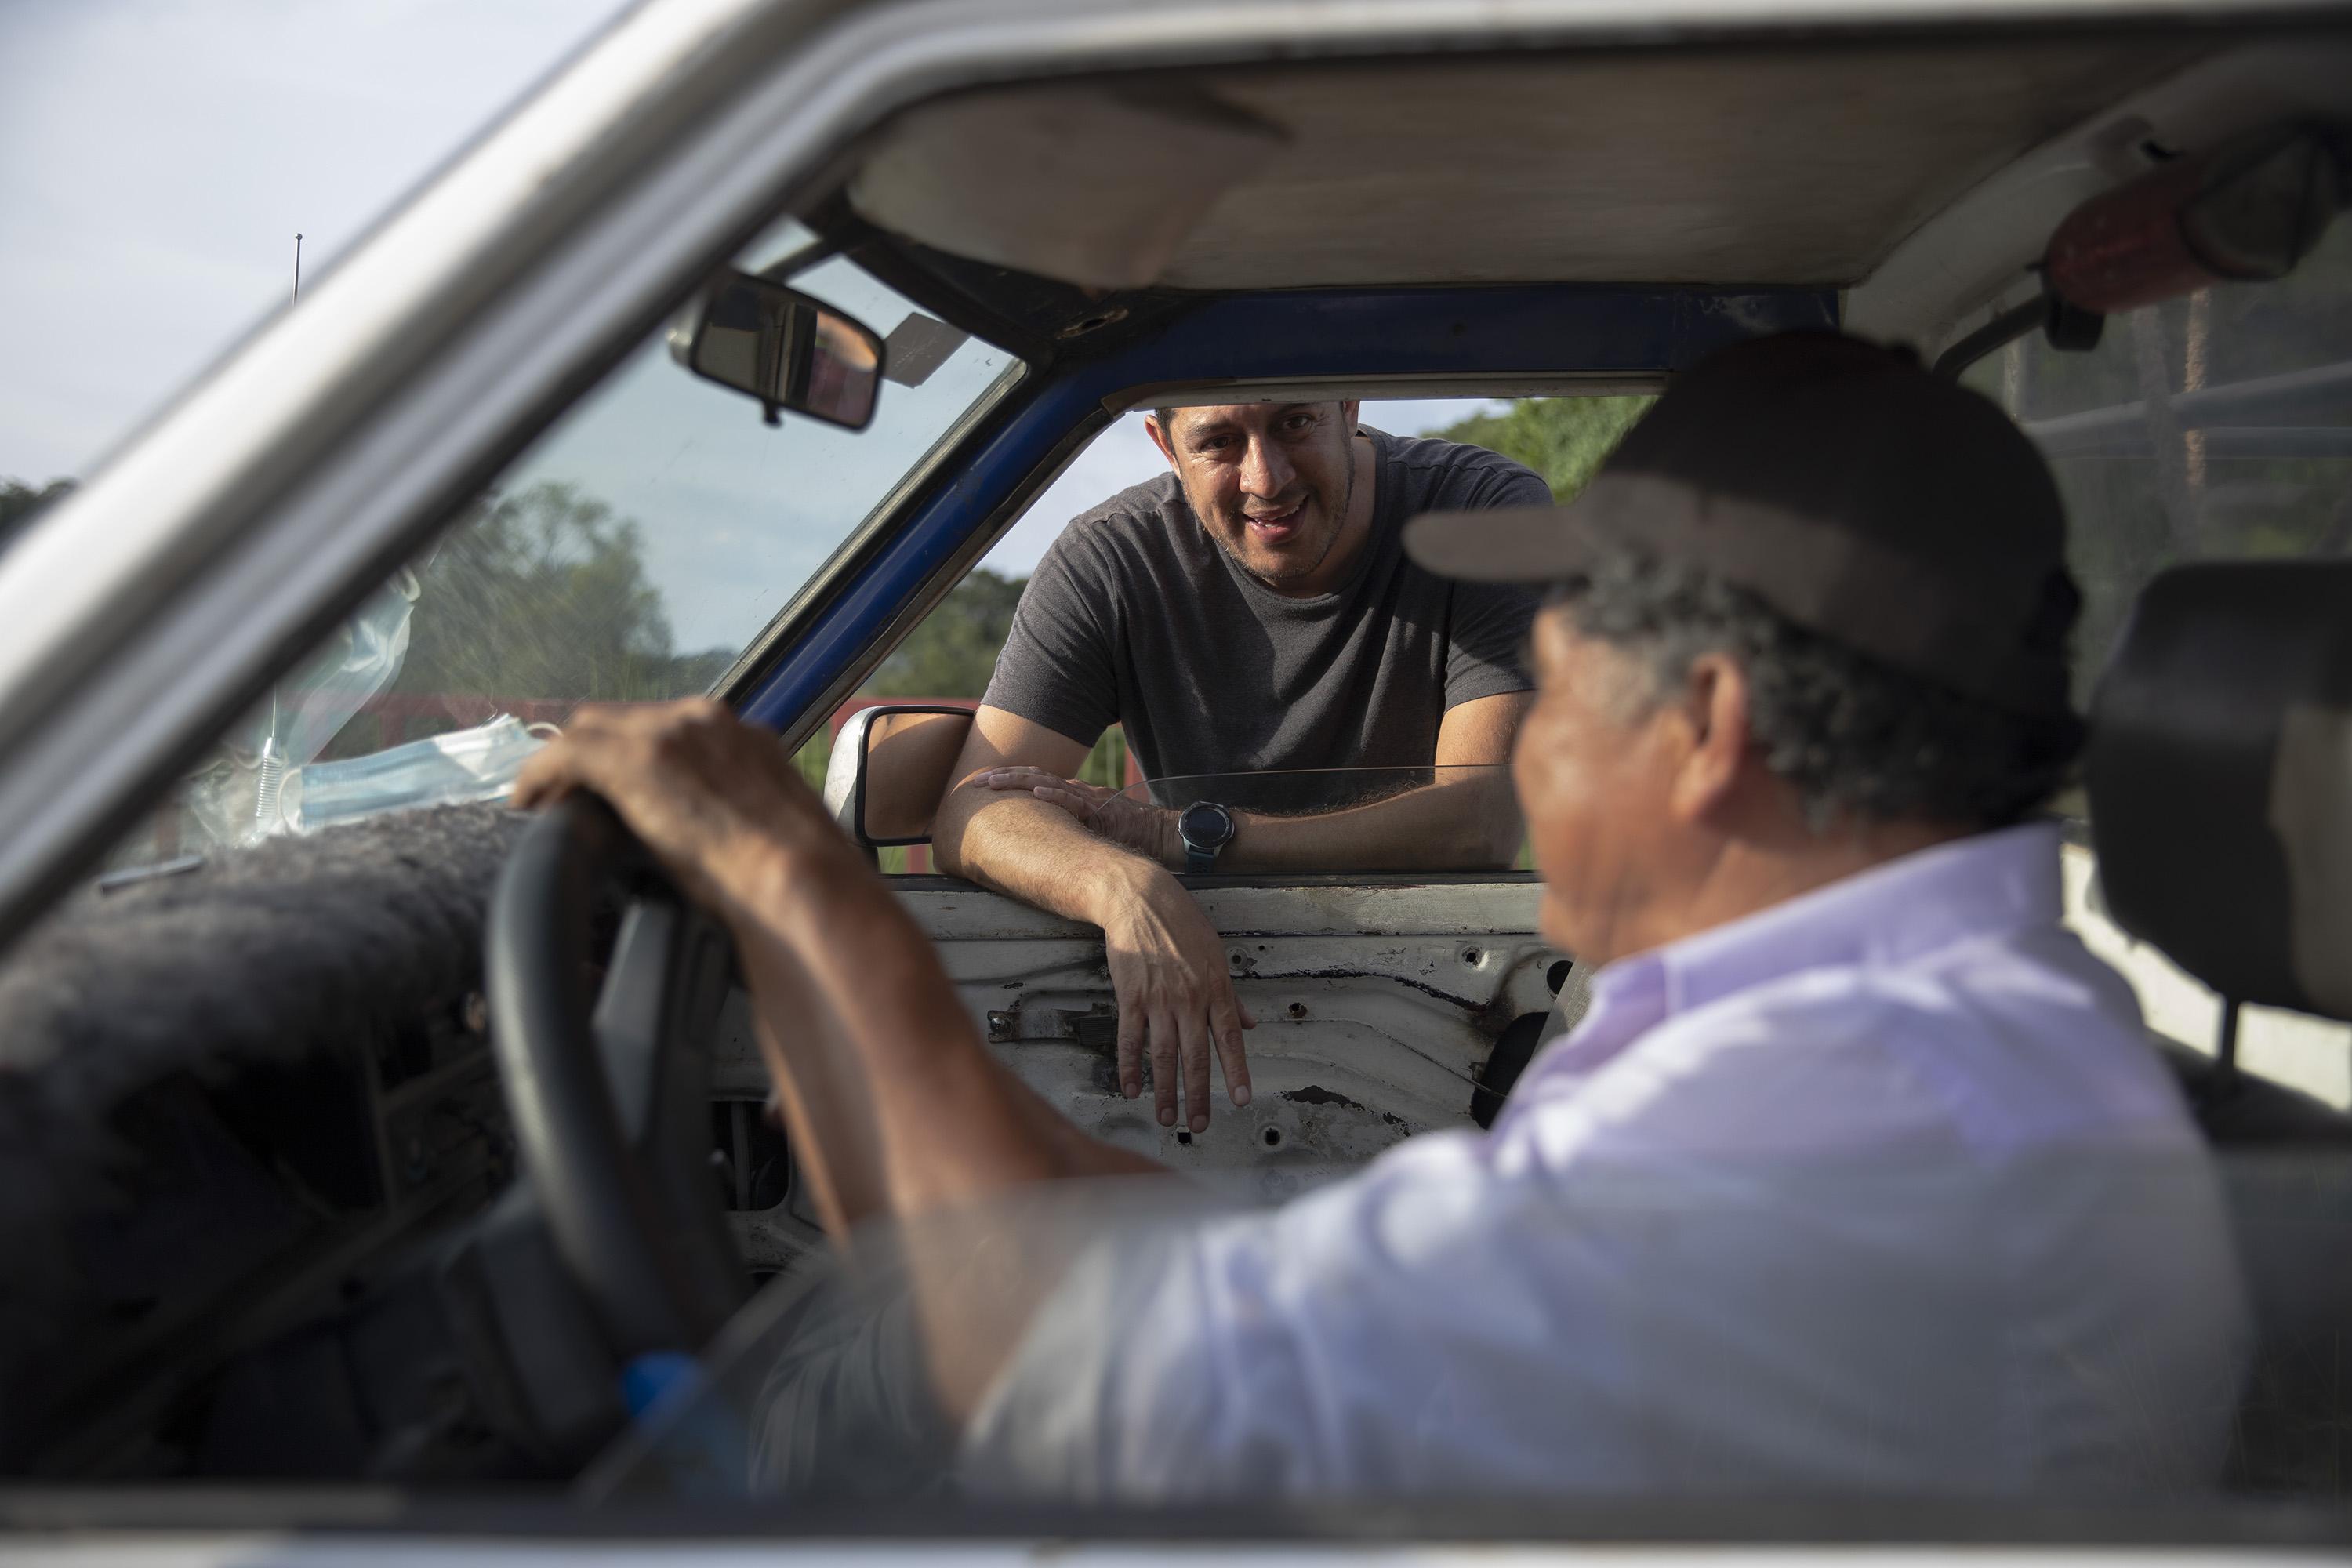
<box><xmin>4</xmin><ymin>0</ymin><xmax>2352</xmax><ymax>1558</ymax></box>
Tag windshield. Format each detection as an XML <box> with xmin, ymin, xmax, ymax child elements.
<box><xmin>108</xmin><ymin>220</ymin><xmax>1023</xmax><ymax>865</ymax></box>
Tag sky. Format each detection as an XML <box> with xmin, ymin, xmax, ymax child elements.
<box><xmin>0</xmin><ymin>2</ymin><xmax>1492</xmax><ymax>652</ymax></box>
<box><xmin>0</xmin><ymin>0</ymin><xmax>633</xmax><ymax>488</ymax></box>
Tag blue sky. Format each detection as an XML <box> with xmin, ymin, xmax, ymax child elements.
<box><xmin>0</xmin><ymin>2</ymin><xmax>1491</xmax><ymax>652</ymax></box>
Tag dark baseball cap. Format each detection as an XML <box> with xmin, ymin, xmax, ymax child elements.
<box><xmin>1403</xmin><ymin>332</ymin><xmax>2080</xmax><ymax>716</ymax></box>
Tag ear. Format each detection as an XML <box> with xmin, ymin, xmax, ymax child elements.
<box><xmin>1338</xmin><ymin>398</ymin><xmax>1362</xmax><ymax>437</ymax></box>
<box><xmin>1145</xmin><ymin>412</ymin><xmax>1179</xmax><ymax>468</ymax></box>
<box><xmin>1665</xmin><ymin>652</ymin><xmax>1753</xmax><ymax>824</ymax></box>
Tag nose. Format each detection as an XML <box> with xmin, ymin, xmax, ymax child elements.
<box><xmin>1239</xmin><ymin>433</ymin><xmax>1296</xmax><ymax>500</ymax></box>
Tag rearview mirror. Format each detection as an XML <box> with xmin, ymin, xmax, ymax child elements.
<box><xmin>2045</xmin><ymin>125</ymin><xmax>2345</xmax><ymax>315</ymax></box>
<box><xmin>672</xmin><ymin>270</ymin><xmax>885</xmax><ymax>430</ymax></box>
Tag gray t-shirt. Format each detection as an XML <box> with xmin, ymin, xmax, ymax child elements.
<box><xmin>982</xmin><ymin>430</ymin><xmax>1548</xmax><ymax>782</ymax></box>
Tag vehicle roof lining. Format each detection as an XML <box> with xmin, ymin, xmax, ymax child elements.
<box><xmin>845</xmin><ymin>35</ymin><xmax>2218</xmax><ymax>297</ymax></box>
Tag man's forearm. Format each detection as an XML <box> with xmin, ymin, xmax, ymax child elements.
<box><xmin>1219</xmin><ymin>771</ymin><xmax>1524</xmax><ymax>873</ymax></box>
<box><xmin>935</xmin><ymin>784</ymin><xmax>1162</xmax><ymax>924</ymax></box>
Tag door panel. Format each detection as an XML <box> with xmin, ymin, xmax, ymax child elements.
<box><xmin>720</xmin><ymin>877</ymin><xmax>1577</xmax><ymax>1269</ymax></box>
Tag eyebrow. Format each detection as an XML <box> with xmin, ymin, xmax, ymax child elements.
<box><xmin>1185</xmin><ymin>403</ymin><xmax>1321</xmax><ymax>442</ymax></box>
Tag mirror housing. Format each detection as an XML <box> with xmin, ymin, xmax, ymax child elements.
<box><xmin>670</xmin><ymin>270</ymin><xmax>885</xmax><ymax>430</ymax></box>
<box><xmin>2045</xmin><ymin>125</ymin><xmax>2346</xmax><ymax>314</ymax></box>
<box><xmin>1938</xmin><ymin>124</ymin><xmax>2345</xmax><ymax>378</ymax></box>
<box><xmin>821</xmin><ymin>703</ymin><xmax>978</xmax><ymax>853</ymax></box>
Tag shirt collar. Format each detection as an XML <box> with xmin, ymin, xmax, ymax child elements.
<box><xmin>1551</xmin><ymin>822</ymin><xmax>2064</xmax><ymax>1077</ymax></box>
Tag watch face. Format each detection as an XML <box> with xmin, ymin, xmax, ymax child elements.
<box><xmin>1179</xmin><ymin>801</ymin><xmax>1235</xmax><ymax>850</ymax></box>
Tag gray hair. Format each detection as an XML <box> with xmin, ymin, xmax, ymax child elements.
<box><xmin>1555</xmin><ymin>549</ymin><xmax>2084</xmax><ymax>829</ymax></box>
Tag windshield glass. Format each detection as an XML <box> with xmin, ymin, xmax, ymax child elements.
<box><xmin>107</xmin><ymin>220</ymin><xmax>1023</xmax><ymax>864</ymax></box>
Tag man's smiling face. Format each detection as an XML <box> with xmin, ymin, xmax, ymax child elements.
<box><xmin>1149</xmin><ymin>401</ymin><xmax>1361</xmax><ymax>593</ymax></box>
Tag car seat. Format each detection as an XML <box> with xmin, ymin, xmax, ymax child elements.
<box><xmin>2087</xmin><ymin>557</ymin><xmax>2352</xmax><ymax>1495</ymax></box>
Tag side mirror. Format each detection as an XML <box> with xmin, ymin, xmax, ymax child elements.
<box><xmin>821</xmin><ymin>704</ymin><xmax>977</xmax><ymax>853</ymax></box>
<box><xmin>670</xmin><ymin>270</ymin><xmax>885</xmax><ymax>430</ymax></box>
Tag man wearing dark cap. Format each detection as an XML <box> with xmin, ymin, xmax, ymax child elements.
<box><xmin>516</xmin><ymin>332</ymin><xmax>2246</xmax><ymax>1497</ymax></box>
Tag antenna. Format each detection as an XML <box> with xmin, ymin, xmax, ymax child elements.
<box><xmin>292</xmin><ymin>232</ymin><xmax>304</xmax><ymax>303</ymax></box>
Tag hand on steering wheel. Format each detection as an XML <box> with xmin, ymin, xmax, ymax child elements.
<box><xmin>487</xmin><ymin>786</ymin><xmax>749</xmax><ymax>1359</ymax></box>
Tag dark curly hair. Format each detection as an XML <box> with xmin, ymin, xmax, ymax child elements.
<box><xmin>1557</xmin><ymin>548</ymin><xmax>2085</xmax><ymax>829</ymax></box>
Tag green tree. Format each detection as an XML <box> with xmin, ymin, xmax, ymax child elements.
<box><xmin>1436</xmin><ymin>396</ymin><xmax>1656</xmax><ymax>500</ymax></box>
<box><xmin>385</xmin><ymin>481</ymin><xmax>728</xmax><ymax>738</ymax></box>
<box><xmin>861</xmin><ymin>567</ymin><xmax>1027</xmax><ymax>699</ymax></box>
<box><xmin>0</xmin><ymin>477</ymin><xmax>75</xmax><ymax>549</ymax></box>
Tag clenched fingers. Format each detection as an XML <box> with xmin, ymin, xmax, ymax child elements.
<box><xmin>511</xmin><ymin>698</ymin><xmax>848</xmax><ymax>906</ymax></box>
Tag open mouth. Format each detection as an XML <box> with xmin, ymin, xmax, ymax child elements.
<box><xmin>1244</xmin><ymin>500</ymin><xmax>1306</xmax><ymax>544</ymax></box>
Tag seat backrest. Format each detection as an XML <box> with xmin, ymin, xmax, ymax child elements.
<box><xmin>2089</xmin><ymin>560</ymin><xmax>2352</xmax><ymax>1495</ymax></box>
<box><xmin>2087</xmin><ymin>558</ymin><xmax>2352</xmax><ymax>1023</ymax></box>
<box><xmin>822</xmin><ymin>704</ymin><xmax>976</xmax><ymax>849</ymax></box>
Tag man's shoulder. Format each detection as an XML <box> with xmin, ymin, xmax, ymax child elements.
<box><xmin>1043</xmin><ymin>470</ymin><xmax>1197</xmax><ymax>576</ymax></box>
<box><xmin>1371</xmin><ymin>428</ymin><xmax>1552</xmax><ymax>506</ymax></box>
<box><xmin>1064</xmin><ymin>469</ymin><xmax>1188</xmax><ymax>535</ymax></box>
<box><xmin>1594</xmin><ymin>932</ymin><xmax>2187</xmax><ymax>1156</ymax></box>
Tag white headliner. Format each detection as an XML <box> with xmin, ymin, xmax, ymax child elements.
<box><xmin>851</xmin><ymin>38</ymin><xmax>2211</xmax><ymax>295</ymax></box>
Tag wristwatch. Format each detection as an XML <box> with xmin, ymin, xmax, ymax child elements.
<box><xmin>1178</xmin><ymin>801</ymin><xmax>1236</xmax><ymax>873</ymax></box>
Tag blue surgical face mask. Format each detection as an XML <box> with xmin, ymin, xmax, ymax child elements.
<box><xmin>274</xmin><ymin>713</ymin><xmax>548</xmax><ymax>833</ymax></box>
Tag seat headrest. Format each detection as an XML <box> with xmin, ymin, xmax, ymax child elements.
<box><xmin>2088</xmin><ymin>560</ymin><xmax>2352</xmax><ymax>1022</ymax></box>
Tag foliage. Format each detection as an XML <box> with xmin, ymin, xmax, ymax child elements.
<box><xmin>862</xmin><ymin>568</ymin><xmax>1027</xmax><ymax>699</ymax></box>
<box><xmin>0</xmin><ymin>477</ymin><xmax>75</xmax><ymax>550</ymax></box>
<box><xmin>1436</xmin><ymin>396</ymin><xmax>1657</xmax><ymax>501</ymax></box>
<box><xmin>382</xmin><ymin>481</ymin><xmax>731</xmax><ymax>740</ymax></box>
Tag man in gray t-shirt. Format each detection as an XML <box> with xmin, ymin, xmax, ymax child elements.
<box><xmin>932</xmin><ymin>400</ymin><xmax>1546</xmax><ymax>1136</ymax></box>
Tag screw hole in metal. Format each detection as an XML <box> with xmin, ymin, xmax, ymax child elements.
<box><xmin>1055</xmin><ymin>307</ymin><xmax>1129</xmax><ymax>339</ymax></box>
<box><xmin>1286</xmin><ymin>1002</ymin><xmax>1308</xmax><ymax>1021</ymax></box>
<box><xmin>1261</xmin><ymin>1126</ymin><xmax>1284</xmax><ymax>1149</ymax></box>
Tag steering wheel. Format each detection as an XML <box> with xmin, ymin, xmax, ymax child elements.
<box><xmin>485</xmin><ymin>794</ymin><xmax>750</xmax><ymax>1358</ymax></box>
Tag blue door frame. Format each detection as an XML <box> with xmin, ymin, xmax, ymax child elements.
<box><xmin>739</xmin><ymin>284</ymin><xmax>1838</xmax><ymax>731</ymax></box>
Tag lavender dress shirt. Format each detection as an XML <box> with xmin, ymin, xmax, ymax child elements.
<box><xmin>963</xmin><ymin>824</ymin><xmax>2249</xmax><ymax>1500</ymax></box>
